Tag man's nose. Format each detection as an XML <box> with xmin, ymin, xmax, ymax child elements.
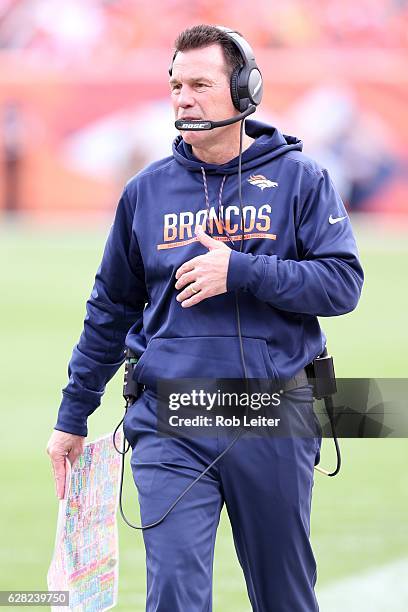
<box><xmin>177</xmin><ymin>85</ymin><xmax>195</xmax><ymax>108</ymax></box>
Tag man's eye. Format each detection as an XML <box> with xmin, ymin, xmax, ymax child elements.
<box><xmin>171</xmin><ymin>84</ymin><xmax>181</xmax><ymax>92</ymax></box>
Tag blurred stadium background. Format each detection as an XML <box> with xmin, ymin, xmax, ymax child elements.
<box><xmin>0</xmin><ymin>1</ymin><xmax>407</xmax><ymax>610</ymax></box>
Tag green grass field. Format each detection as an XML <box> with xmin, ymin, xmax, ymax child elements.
<box><xmin>0</xmin><ymin>220</ymin><xmax>407</xmax><ymax>611</ymax></box>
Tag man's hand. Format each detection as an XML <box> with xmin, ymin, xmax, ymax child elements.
<box><xmin>175</xmin><ymin>227</ymin><xmax>232</xmax><ymax>307</ymax></box>
<box><xmin>46</xmin><ymin>430</ymin><xmax>85</xmax><ymax>499</ymax></box>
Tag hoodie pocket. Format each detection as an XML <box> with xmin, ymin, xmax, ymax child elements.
<box><xmin>133</xmin><ymin>336</ymin><xmax>278</xmax><ymax>387</ymax></box>
<box><xmin>259</xmin><ymin>340</ymin><xmax>279</xmax><ymax>380</ymax></box>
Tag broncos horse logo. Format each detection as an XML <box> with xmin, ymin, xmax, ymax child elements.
<box><xmin>247</xmin><ymin>175</ymin><xmax>278</xmax><ymax>190</ymax></box>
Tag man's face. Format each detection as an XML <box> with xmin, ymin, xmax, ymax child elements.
<box><xmin>169</xmin><ymin>44</ymin><xmax>238</xmax><ymax>148</ymax></box>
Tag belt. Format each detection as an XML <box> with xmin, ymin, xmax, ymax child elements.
<box><xmin>279</xmin><ymin>368</ymin><xmax>309</xmax><ymax>393</ymax></box>
<box><xmin>137</xmin><ymin>370</ymin><xmax>309</xmax><ymax>398</ymax></box>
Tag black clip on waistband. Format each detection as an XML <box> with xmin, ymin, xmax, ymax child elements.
<box><xmin>305</xmin><ymin>347</ymin><xmax>337</xmax><ymax>400</ymax></box>
<box><xmin>123</xmin><ymin>348</ymin><xmax>143</xmax><ymax>406</ymax></box>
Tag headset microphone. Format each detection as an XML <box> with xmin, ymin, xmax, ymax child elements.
<box><xmin>175</xmin><ymin>104</ymin><xmax>256</xmax><ymax>131</ymax></box>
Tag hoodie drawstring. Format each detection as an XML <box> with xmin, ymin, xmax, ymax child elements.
<box><xmin>200</xmin><ymin>167</ymin><xmax>234</xmax><ymax>246</ymax></box>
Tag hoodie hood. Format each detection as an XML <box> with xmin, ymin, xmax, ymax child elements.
<box><xmin>172</xmin><ymin>119</ymin><xmax>303</xmax><ymax>175</ymax></box>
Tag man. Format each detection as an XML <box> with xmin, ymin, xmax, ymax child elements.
<box><xmin>47</xmin><ymin>25</ymin><xmax>363</xmax><ymax>611</ymax></box>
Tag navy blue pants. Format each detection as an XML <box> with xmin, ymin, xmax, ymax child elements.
<box><xmin>124</xmin><ymin>387</ymin><xmax>321</xmax><ymax>612</ymax></box>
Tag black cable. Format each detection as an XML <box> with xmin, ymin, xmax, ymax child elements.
<box><xmin>238</xmin><ymin>119</ymin><xmax>245</xmax><ymax>254</ymax></box>
<box><xmin>235</xmin><ymin>119</ymin><xmax>249</xmax><ymax>381</ymax></box>
<box><xmin>114</xmin><ymin>119</ymin><xmax>250</xmax><ymax>530</ymax></box>
<box><xmin>115</xmin><ymin>416</ymin><xmax>244</xmax><ymax>530</ymax></box>
<box><xmin>115</xmin><ymin>117</ymin><xmax>342</xmax><ymax>530</ymax></box>
<box><xmin>114</xmin><ymin>117</ymin><xmax>342</xmax><ymax>530</ymax></box>
<box><xmin>112</xmin><ymin>414</ymin><xmax>130</xmax><ymax>455</ymax></box>
<box><xmin>323</xmin><ymin>396</ymin><xmax>341</xmax><ymax>476</ymax></box>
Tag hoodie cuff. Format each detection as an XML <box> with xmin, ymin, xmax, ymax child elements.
<box><xmin>55</xmin><ymin>393</ymin><xmax>90</xmax><ymax>437</ymax></box>
<box><xmin>227</xmin><ymin>250</ymin><xmax>266</xmax><ymax>292</ymax></box>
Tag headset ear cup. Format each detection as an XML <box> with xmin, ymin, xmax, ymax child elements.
<box><xmin>230</xmin><ymin>69</ymin><xmax>242</xmax><ymax>111</ymax></box>
<box><xmin>248</xmin><ymin>68</ymin><xmax>263</xmax><ymax>106</ymax></box>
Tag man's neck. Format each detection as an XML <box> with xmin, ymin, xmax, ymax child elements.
<box><xmin>192</xmin><ymin>133</ymin><xmax>254</xmax><ymax>165</ymax></box>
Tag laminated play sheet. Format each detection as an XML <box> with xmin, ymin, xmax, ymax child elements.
<box><xmin>47</xmin><ymin>432</ymin><xmax>122</xmax><ymax>611</ymax></box>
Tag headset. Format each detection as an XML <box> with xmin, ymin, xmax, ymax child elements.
<box><xmin>170</xmin><ymin>26</ymin><xmax>263</xmax><ymax>131</ymax></box>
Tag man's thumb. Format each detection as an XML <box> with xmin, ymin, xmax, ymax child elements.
<box><xmin>195</xmin><ymin>226</ymin><xmax>221</xmax><ymax>250</ymax></box>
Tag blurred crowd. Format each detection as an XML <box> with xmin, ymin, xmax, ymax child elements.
<box><xmin>0</xmin><ymin>0</ymin><xmax>407</xmax><ymax>65</ymax></box>
<box><xmin>1</xmin><ymin>0</ymin><xmax>407</xmax><ymax>217</ymax></box>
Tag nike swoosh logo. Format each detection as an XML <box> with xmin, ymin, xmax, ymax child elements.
<box><xmin>329</xmin><ymin>214</ymin><xmax>347</xmax><ymax>225</ymax></box>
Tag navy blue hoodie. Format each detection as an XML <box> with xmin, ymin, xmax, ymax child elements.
<box><xmin>56</xmin><ymin>120</ymin><xmax>363</xmax><ymax>436</ymax></box>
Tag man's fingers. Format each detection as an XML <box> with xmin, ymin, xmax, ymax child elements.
<box><xmin>176</xmin><ymin>279</ymin><xmax>204</xmax><ymax>304</ymax></box>
<box><xmin>55</xmin><ymin>474</ymin><xmax>66</xmax><ymax>500</ymax></box>
<box><xmin>175</xmin><ymin>270</ymin><xmax>197</xmax><ymax>290</ymax></box>
<box><xmin>179</xmin><ymin>291</ymin><xmax>205</xmax><ymax>308</ymax></box>
<box><xmin>67</xmin><ymin>447</ymin><xmax>82</xmax><ymax>468</ymax></box>
<box><xmin>175</xmin><ymin>256</ymin><xmax>200</xmax><ymax>280</ymax></box>
<box><xmin>51</xmin><ymin>455</ymin><xmax>68</xmax><ymax>499</ymax></box>
<box><xmin>46</xmin><ymin>430</ymin><xmax>86</xmax><ymax>500</ymax></box>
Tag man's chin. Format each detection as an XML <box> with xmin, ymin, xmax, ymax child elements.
<box><xmin>180</xmin><ymin>130</ymin><xmax>206</xmax><ymax>145</ymax></box>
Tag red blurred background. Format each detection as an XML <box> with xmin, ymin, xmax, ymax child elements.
<box><xmin>0</xmin><ymin>0</ymin><xmax>407</xmax><ymax>220</ymax></box>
